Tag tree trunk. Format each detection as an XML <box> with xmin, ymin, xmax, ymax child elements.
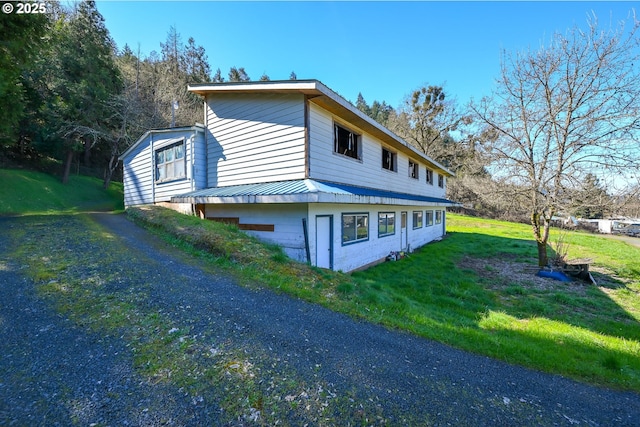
<box><xmin>536</xmin><ymin>240</ymin><xmax>548</xmax><ymax>267</ymax></box>
<box><xmin>62</xmin><ymin>149</ymin><xmax>74</xmax><ymax>184</ymax></box>
<box><xmin>531</xmin><ymin>211</ymin><xmax>550</xmax><ymax>267</ymax></box>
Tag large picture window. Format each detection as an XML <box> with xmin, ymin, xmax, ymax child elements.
<box><xmin>156</xmin><ymin>141</ymin><xmax>185</xmax><ymax>182</ymax></box>
<box><xmin>378</xmin><ymin>212</ymin><xmax>395</xmax><ymax>237</ymax></box>
<box><xmin>342</xmin><ymin>213</ymin><xmax>369</xmax><ymax>244</ymax></box>
<box><xmin>334</xmin><ymin>123</ymin><xmax>361</xmax><ymax>160</ymax></box>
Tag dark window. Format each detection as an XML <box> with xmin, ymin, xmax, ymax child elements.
<box><xmin>334</xmin><ymin>123</ymin><xmax>360</xmax><ymax>160</ymax></box>
<box><xmin>382</xmin><ymin>148</ymin><xmax>397</xmax><ymax>172</ymax></box>
<box><xmin>438</xmin><ymin>174</ymin><xmax>445</xmax><ymax>188</ymax></box>
<box><xmin>426</xmin><ymin>169</ymin><xmax>434</xmax><ymax>185</ymax></box>
<box><xmin>409</xmin><ymin>160</ymin><xmax>419</xmax><ymax>179</ymax></box>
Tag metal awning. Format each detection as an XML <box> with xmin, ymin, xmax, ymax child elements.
<box><xmin>171</xmin><ymin>179</ymin><xmax>459</xmax><ymax>207</ymax></box>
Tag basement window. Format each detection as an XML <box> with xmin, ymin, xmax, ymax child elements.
<box><xmin>378</xmin><ymin>212</ymin><xmax>396</xmax><ymax>237</ymax></box>
<box><xmin>426</xmin><ymin>211</ymin><xmax>434</xmax><ymax>226</ymax></box>
<box><xmin>413</xmin><ymin>211</ymin><xmax>423</xmax><ymax>229</ymax></box>
<box><xmin>382</xmin><ymin>148</ymin><xmax>397</xmax><ymax>172</ymax></box>
<box><xmin>342</xmin><ymin>213</ymin><xmax>369</xmax><ymax>244</ymax></box>
<box><xmin>156</xmin><ymin>140</ymin><xmax>186</xmax><ymax>182</ymax></box>
<box><xmin>334</xmin><ymin>123</ymin><xmax>361</xmax><ymax>160</ymax></box>
<box><xmin>435</xmin><ymin>210</ymin><xmax>443</xmax><ymax>224</ymax></box>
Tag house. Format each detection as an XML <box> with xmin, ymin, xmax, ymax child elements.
<box><xmin>120</xmin><ymin>80</ymin><xmax>457</xmax><ymax>272</ymax></box>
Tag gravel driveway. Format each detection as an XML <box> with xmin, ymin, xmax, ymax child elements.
<box><xmin>1</xmin><ymin>213</ymin><xmax>639</xmax><ymax>426</ymax></box>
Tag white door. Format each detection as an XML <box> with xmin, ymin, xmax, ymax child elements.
<box><xmin>316</xmin><ymin>216</ymin><xmax>332</xmax><ymax>269</ymax></box>
<box><xmin>401</xmin><ymin>211</ymin><xmax>408</xmax><ymax>250</ymax></box>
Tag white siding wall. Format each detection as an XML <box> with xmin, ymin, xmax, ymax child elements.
<box><xmin>308</xmin><ymin>104</ymin><xmax>447</xmax><ymax>199</ymax></box>
<box><xmin>122</xmin><ymin>128</ymin><xmax>206</xmax><ymax>207</ymax></box>
<box><xmin>205</xmin><ymin>93</ymin><xmax>307</xmax><ymax>187</ymax></box>
<box><xmin>122</xmin><ymin>136</ymin><xmax>154</xmax><ymax>207</ymax></box>
<box><xmin>308</xmin><ymin>203</ymin><xmax>446</xmax><ymax>272</ymax></box>
<box><xmin>204</xmin><ymin>203</ymin><xmax>308</xmax><ymax>262</ymax></box>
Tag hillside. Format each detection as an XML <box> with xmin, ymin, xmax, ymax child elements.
<box><xmin>0</xmin><ymin>169</ymin><xmax>123</xmax><ymax>215</ymax></box>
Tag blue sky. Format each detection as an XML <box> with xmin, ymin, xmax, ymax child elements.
<box><xmin>96</xmin><ymin>1</ymin><xmax>637</xmax><ymax>109</ymax></box>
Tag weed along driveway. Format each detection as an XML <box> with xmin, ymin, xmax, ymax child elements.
<box><xmin>1</xmin><ymin>213</ymin><xmax>639</xmax><ymax>426</ymax></box>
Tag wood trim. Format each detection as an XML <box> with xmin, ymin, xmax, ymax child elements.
<box><xmin>208</xmin><ymin>216</ymin><xmax>274</xmax><ymax>232</ymax></box>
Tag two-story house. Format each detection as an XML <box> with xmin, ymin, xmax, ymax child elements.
<box><xmin>120</xmin><ymin>80</ymin><xmax>457</xmax><ymax>272</ymax></box>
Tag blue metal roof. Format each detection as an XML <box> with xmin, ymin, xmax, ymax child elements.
<box><xmin>173</xmin><ymin>179</ymin><xmax>457</xmax><ymax>206</ymax></box>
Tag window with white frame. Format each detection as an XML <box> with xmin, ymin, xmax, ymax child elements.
<box><xmin>438</xmin><ymin>174</ymin><xmax>445</xmax><ymax>188</ymax></box>
<box><xmin>435</xmin><ymin>210</ymin><xmax>442</xmax><ymax>224</ymax></box>
<box><xmin>342</xmin><ymin>213</ymin><xmax>369</xmax><ymax>244</ymax></box>
<box><xmin>382</xmin><ymin>148</ymin><xmax>397</xmax><ymax>172</ymax></box>
<box><xmin>378</xmin><ymin>212</ymin><xmax>395</xmax><ymax>237</ymax></box>
<box><xmin>426</xmin><ymin>210</ymin><xmax>434</xmax><ymax>226</ymax></box>
<box><xmin>155</xmin><ymin>140</ymin><xmax>185</xmax><ymax>182</ymax></box>
<box><xmin>409</xmin><ymin>160</ymin><xmax>419</xmax><ymax>179</ymax></box>
<box><xmin>412</xmin><ymin>211</ymin><xmax>423</xmax><ymax>229</ymax></box>
<box><xmin>426</xmin><ymin>168</ymin><xmax>434</xmax><ymax>185</ymax></box>
<box><xmin>334</xmin><ymin>123</ymin><xmax>361</xmax><ymax>160</ymax></box>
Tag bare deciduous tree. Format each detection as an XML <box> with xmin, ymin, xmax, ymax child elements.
<box><xmin>472</xmin><ymin>11</ymin><xmax>640</xmax><ymax>266</ymax></box>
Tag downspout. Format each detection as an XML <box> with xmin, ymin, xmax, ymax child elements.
<box><xmin>151</xmin><ymin>133</ymin><xmax>155</xmax><ymax>204</ymax></box>
<box><xmin>302</xmin><ymin>218</ymin><xmax>311</xmax><ymax>264</ymax></box>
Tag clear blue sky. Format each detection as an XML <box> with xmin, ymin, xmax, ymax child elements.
<box><xmin>96</xmin><ymin>1</ymin><xmax>637</xmax><ymax>109</ymax></box>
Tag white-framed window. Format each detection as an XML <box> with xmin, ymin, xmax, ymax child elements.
<box><xmin>382</xmin><ymin>148</ymin><xmax>397</xmax><ymax>172</ymax></box>
<box><xmin>438</xmin><ymin>174</ymin><xmax>445</xmax><ymax>188</ymax></box>
<box><xmin>378</xmin><ymin>212</ymin><xmax>396</xmax><ymax>237</ymax></box>
<box><xmin>342</xmin><ymin>213</ymin><xmax>369</xmax><ymax>244</ymax></box>
<box><xmin>435</xmin><ymin>210</ymin><xmax>443</xmax><ymax>224</ymax></box>
<box><xmin>155</xmin><ymin>140</ymin><xmax>185</xmax><ymax>182</ymax></box>
<box><xmin>413</xmin><ymin>211</ymin><xmax>423</xmax><ymax>229</ymax></box>
<box><xmin>334</xmin><ymin>123</ymin><xmax>361</xmax><ymax>160</ymax></box>
<box><xmin>409</xmin><ymin>160</ymin><xmax>419</xmax><ymax>179</ymax></box>
<box><xmin>426</xmin><ymin>210</ymin><xmax>434</xmax><ymax>226</ymax></box>
<box><xmin>426</xmin><ymin>169</ymin><xmax>434</xmax><ymax>185</ymax></box>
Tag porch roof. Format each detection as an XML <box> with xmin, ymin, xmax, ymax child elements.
<box><xmin>171</xmin><ymin>179</ymin><xmax>459</xmax><ymax>207</ymax></box>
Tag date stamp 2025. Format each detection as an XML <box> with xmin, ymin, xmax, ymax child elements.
<box><xmin>2</xmin><ymin>2</ymin><xmax>50</xmax><ymax>15</ymax></box>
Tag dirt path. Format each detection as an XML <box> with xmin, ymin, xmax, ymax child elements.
<box><xmin>1</xmin><ymin>213</ymin><xmax>639</xmax><ymax>426</ymax></box>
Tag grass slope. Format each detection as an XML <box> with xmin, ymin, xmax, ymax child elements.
<box><xmin>0</xmin><ymin>168</ymin><xmax>123</xmax><ymax>215</ymax></box>
<box><xmin>129</xmin><ymin>206</ymin><xmax>640</xmax><ymax>392</ymax></box>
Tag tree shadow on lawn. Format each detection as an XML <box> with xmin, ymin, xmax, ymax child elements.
<box><xmin>450</xmin><ymin>232</ymin><xmax>640</xmax><ymax>341</ymax></box>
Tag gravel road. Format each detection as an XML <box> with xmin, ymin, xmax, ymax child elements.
<box><xmin>1</xmin><ymin>213</ymin><xmax>638</xmax><ymax>426</ymax></box>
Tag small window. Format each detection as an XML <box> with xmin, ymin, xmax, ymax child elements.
<box><xmin>435</xmin><ymin>210</ymin><xmax>442</xmax><ymax>224</ymax></box>
<box><xmin>156</xmin><ymin>141</ymin><xmax>186</xmax><ymax>182</ymax></box>
<box><xmin>426</xmin><ymin>210</ymin><xmax>434</xmax><ymax>226</ymax></box>
<box><xmin>378</xmin><ymin>212</ymin><xmax>396</xmax><ymax>237</ymax></box>
<box><xmin>342</xmin><ymin>213</ymin><xmax>369</xmax><ymax>244</ymax></box>
<box><xmin>438</xmin><ymin>174</ymin><xmax>445</xmax><ymax>188</ymax></box>
<box><xmin>334</xmin><ymin>123</ymin><xmax>361</xmax><ymax>160</ymax></box>
<box><xmin>412</xmin><ymin>211</ymin><xmax>423</xmax><ymax>229</ymax></box>
<box><xmin>382</xmin><ymin>148</ymin><xmax>397</xmax><ymax>172</ymax></box>
<box><xmin>426</xmin><ymin>169</ymin><xmax>434</xmax><ymax>185</ymax></box>
<box><xmin>409</xmin><ymin>160</ymin><xmax>419</xmax><ymax>179</ymax></box>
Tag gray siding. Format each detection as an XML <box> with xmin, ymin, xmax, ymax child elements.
<box><xmin>205</xmin><ymin>93</ymin><xmax>307</xmax><ymax>187</ymax></box>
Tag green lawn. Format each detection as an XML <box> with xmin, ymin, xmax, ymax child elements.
<box><xmin>129</xmin><ymin>206</ymin><xmax>640</xmax><ymax>392</ymax></box>
<box><xmin>0</xmin><ymin>168</ymin><xmax>123</xmax><ymax>215</ymax></box>
<box><xmin>2</xmin><ymin>168</ymin><xmax>639</xmax><ymax>392</ymax></box>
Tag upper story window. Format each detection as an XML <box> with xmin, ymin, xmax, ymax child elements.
<box><xmin>155</xmin><ymin>140</ymin><xmax>185</xmax><ymax>182</ymax></box>
<box><xmin>334</xmin><ymin>123</ymin><xmax>361</xmax><ymax>160</ymax></box>
<box><xmin>426</xmin><ymin>168</ymin><xmax>434</xmax><ymax>185</ymax></box>
<box><xmin>438</xmin><ymin>174</ymin><xmax>445</xmax><ymax>188</ymax></box>
<box><xmin>382</xmin><ymin>148</ymin><xmax>397</xmax><ymax>172</ymax></box>
<box><xmin>408</xmin><ymin>160</ymin><xmax>419</xmax><ymax>179</ymax></box>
